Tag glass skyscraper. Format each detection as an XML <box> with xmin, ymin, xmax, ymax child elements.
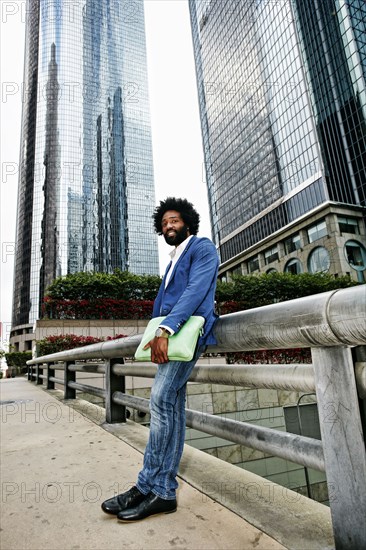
<box><xmin>12</xmin><ymin>0</ymin><xmax>158</xmax><ymax>329</ymax></box>
<box><xmin>189</xmin><ymin>0</ymin><xmax>366</xmax><ymax>280</ymax></box>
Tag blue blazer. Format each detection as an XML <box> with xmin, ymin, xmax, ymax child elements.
<box><xmin>152</xmin><ymin>236</ymin><xmax>219</xmax><ymax>346</ymax></box>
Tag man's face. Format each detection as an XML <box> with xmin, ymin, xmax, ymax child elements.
<box><xmin>162</xmin><ymin>210</ymin><xmax>190</xmax><ymax>246</ymax></box>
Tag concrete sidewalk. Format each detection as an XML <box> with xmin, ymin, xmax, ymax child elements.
<box><xmin>1</xmin><ymin>378</ymin><xmax>284</xmax><ymax>550</ymax></box>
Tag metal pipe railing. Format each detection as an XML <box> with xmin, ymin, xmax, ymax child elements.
<box><xmin>49</xmin><ymin>376</ymin><xmax>64</xmax><ymax>385</ymax></box>
<box><xmin>113</xmin><ymin>393</ymin><xmax>325</xmax><ymax>471</ymax></box>
<box><xmin>68</xmin><ymin>364</ymin><xmax>106</xmax><ymax>374</ymax></box>
<box><xmin>356</xmin><ymin>362</ymin><xmax>366</xmax><ymax>399</ymax></box>
<box><xmin>86</xmin><ymin>358</ymin><xmax>366</xmax><ymax>396</ymax></box>
<box><xmin>208</xmin><ymin>285</ymin><xmax>366</xmax><ymax>352</ymax></box>
<box><xmin>113</xmin><ymin>363</ymin><xmax>316</xmax><ymax>392</ymax></box>
<box><xmin>27</xmin><ymin>286</ymin><xmax>366</xmax><ymax>365</ymax></box>
<box><xmin>27</xmin><ymin>285</ymin><xmax>366</xmax><ymax>549</ymax></box>
<box><xmin>67</xmin><ymin>381</ymin><xmax>105</xmax><ymax>399</ymax></box>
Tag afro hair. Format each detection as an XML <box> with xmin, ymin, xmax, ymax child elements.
<box><xmin>153</xmin><ymin>197</ymin><xmax>200</xmax><ymax>235</ymax></box>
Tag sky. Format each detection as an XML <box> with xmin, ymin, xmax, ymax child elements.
<box><xmin>0</xmin><ymin>0</ymin><xmax>211</xmax><ymax>347</ymax></box>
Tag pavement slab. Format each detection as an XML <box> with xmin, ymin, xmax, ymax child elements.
<box><xmin>1</xmin><ymin>378</ymin><xmax>285</xmax><ymax>550</ymax></box>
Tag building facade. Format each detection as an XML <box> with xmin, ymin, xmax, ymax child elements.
<box><xmin>189</xmin><ymin>0</ymin><xmax>366</xmax><ymax>281</ymax></box>
<box><xmin>11</xmin><ymin>0</ymin><xmax>158</xmax><ymax>346</ymax></box>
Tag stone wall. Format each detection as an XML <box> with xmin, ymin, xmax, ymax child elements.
<box><xmin>184</xmin><ymin>380</ymin><xmax>327</xmax><ymax>504</ymax></box>
<box><xmin>34</xmin><ymin>319</ymin><xmax>149</xmax><ymax>342</ymax></box>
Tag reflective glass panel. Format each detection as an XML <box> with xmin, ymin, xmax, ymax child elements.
<box><xmin>307</xmin><ymin>220</ymin><xmax>327</xmax><ymax>243</ymax></box>
<box><xmin>285</xmin><ymin>258</ymin><xmax>303</xmax><ymax>274</ymax></box>
<box><xmin>338</xmin><ymin>217</ymin><xmax>360</xmax><ymax>235</ymax></box>
<box><xmin>12</xmin><ymin>0</ymin><xmax>158</xmax><ymax>326</ymax></box>
<box><xmin>345</xmin><ymin>240</ymin><xmax>366</xmax><ymax>269</ymax></box>
<box><xmin>308</xmin><ymin>247</ymin><xmax>331</xmax><ymax>272</ymax></box>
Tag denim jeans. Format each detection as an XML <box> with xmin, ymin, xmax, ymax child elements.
<box><xmin>136</xmin><ymin>348</ymin><xmax>202</xmax><ymax>500</ymax></box>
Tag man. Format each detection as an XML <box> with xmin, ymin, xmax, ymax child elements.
<box><xmin>102</xmin><ymin>197</ymin><xmax>219</xmax><ymax>522</ymax></box>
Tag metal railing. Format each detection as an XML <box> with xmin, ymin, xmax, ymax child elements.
<box><xmin>28</xmin><ymin>286</ymin><xmax>366</xmax><ymax>549</ymax></box>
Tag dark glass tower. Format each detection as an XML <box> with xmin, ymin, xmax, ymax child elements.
<box><xmin>189</xmin><ymin>0</ymin><xmax>366</xmax><ymax>277</ymax></box>
<box><xmin>12</xmin><ymin>0</ymin><xmax>158</xmax><ymax>328</ymax></box>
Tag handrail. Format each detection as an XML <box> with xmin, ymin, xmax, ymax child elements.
<box><xmin>113</xmin><ymin>363</ymin><xmax>316</xmax><ymax>392</ymax></box>
<box><xmin>209</xmin><ymin>285</ymin><xmax>366</xmax><ymax>352</ymax></box>
<box><xmin>112</xmin><ymin>393</ymin><xmax>325</xmax><ymax>471</ymax></box>
<box><xmin>27</xmin><ymin>285</ymin><xmax>366</xmax><ymax>549</ymax></box>
<box><xmin>27</xmin><ymin>334</ymin><xmax>142</xmax><ymax>364</ymax></box>
<box><xmin>31</xmin><ymin>360</ymin><xmax>366</xmax><ymax>395</ymax></box>
<box><xmin>28</xmin><ymin>286</ymin><xmax>366</xmax><ymax>365</ymax></box>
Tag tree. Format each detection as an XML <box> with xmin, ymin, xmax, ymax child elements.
<box><xmin>5</xmin><ymin>352</ymin><xmax>32</xmax><ymax>374</ymax></box>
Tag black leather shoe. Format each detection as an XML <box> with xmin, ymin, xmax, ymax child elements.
<box><xmin>101</xmin><ymin>486</ymin><xmax>146</xmax><ymax>515</ymax></box>
<box><xmin>117</xmin><ymin>492</ymin><xmax>177</xmax><ymax>522</ymax></box>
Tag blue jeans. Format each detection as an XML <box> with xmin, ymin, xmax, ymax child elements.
<box><xmin>136</xmin><ymin>349</ymin><xmax>202</xmax><ymax>500</ymax></box>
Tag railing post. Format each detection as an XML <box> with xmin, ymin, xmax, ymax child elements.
<box><xmin>64</xmin><ymin>361</ymin><xmax>76</xmax><ymax>399</ymax></box>
<box><xmin>105</xmin><ymin>358</ymin><xmax>126</xmax><ymax>423</ymax></box>
<box><xmin>36</xmin><ymin>364</ymin><xmax>43</xmax><ymax>385</ymax></box>
<box><xmin>47</xmin><ymin>363</ymin><xmax>55</xmax><ymax>390</ymax></box>
<box><xmin>353</xmin><ymin>345</ymin><xmax>366</xmax><ymax>444</ymax></box>
<box><xmin>312</xmin><ymin>346</ymin><xmax>366</xmax><ymax>549</ymax></box>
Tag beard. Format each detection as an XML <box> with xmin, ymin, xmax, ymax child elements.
<box><xmin>164</xmin><ymin>224</ymin><xmax>190</xmax><ymax>246</ymax></box>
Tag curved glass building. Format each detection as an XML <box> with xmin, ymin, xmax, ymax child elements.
<box><xmin>12</xmin><ymin>0</ymin><xmax>158</xmax><ymax>329</ymax></box>
<box><xmin>189</xmin><ymin>0</ymin><xmax>366</xmax><ymax>281</ymax></box>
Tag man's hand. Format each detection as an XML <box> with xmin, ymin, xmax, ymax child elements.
<box><xmin>143</xmin><ymin>337</ymin><xmax>169</xmax><ymax>364</ymax></box>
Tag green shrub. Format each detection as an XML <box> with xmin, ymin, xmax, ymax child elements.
<box><xmin>42</xmin><ymin>298</ymin><xmax>154</xmax><ymax>320</ymax></box>
<box><xmin>42</xmin><ymin>270</ymin><xmax>161</xmax><ymax>320</ymax></box>
<box><xmin>46</xmin><ymin>270</ymin><xmax>161</xmax><ymax>302</ymax></box>
<box><xmin>43</xmin><ymin>270</ymin><xmax>359</xmax><ymax>320</ymax></box>
<box><xmin>216</xmin><ymin>272</ymin><xmax>358</xmax><ymax>312</ymax></box>
<box><xmin>5</xmin><ymin>352</ymin><xmax>32</xmax><ymax>368</ymax></box>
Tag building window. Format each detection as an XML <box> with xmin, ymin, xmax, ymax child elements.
<box><xmin>307</xmin><ymin>247</ymin><xmax>331</xmax><ymax>273</ymax></box>
<box><xmin>264</xmin><ymin>246</ymin><xmax>279</xmax><ymax>265</ymax></box>
<box><xmin>266</xmin><ymin>268</ymin><xmax>277</xmax><ymax>274</ymax></box>
<box><xmin>284</xmin><ymin>234</ymin><xmax>301</xmax><ymax>254</ymax></box>
<box><xmin>338</xmin><ymin>216</ymin><xmax>359</xmax><ymax>235</ymax></box>
<box><xmin>344</xmin><ymin>240</ymin><xmax>366</xmax><ymax>270</ymax></box>
<box><xmin>248</xmin><ymin>256</ymin><xmax>259</xmax><ymax>272</ymax></box>
<box><xmin>307</xmin><ymin>220</ymin><xmax>327</xmax><ymax>243</ymax></box>
<box><xmin>285</xmin><ymin>258</ymin><xmax>303</xmax><ymax>274</ymax></box>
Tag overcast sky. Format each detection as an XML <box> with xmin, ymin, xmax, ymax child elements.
<box><xmin>0</xmin><ymin>0</ymin><xmax>211</xmax><ymax>346</ymax></box>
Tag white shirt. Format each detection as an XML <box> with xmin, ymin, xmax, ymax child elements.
<box><xmin>160</xmin><ymin>235</ymin><xmax>194</xmax><ymax>335</ymax></box>
<box><xmin>164</xmin><ymin>235</ymin><xmax>193</xmax><ymax>288</ymax></box>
